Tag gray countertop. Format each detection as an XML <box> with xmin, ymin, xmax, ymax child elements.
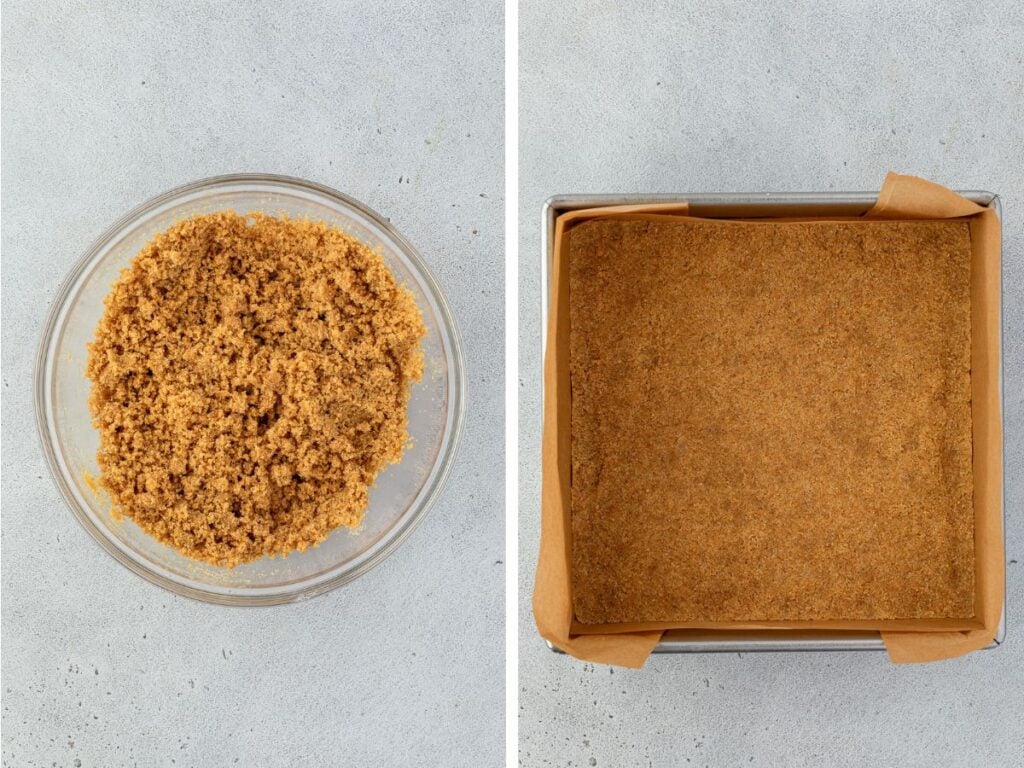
<box><xmin>519</xmin><ymin>2</ymin><xmax>1023</xmax><ymax>766</ymax></box>
<box><xmin>1</xmin><ymin>2</ymin><xmax>503</xmax><ymax>766</ymax></box>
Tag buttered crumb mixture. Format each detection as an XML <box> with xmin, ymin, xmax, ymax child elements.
<box><xmin>87</xmin><ymin>212</ymin><xmax>425</xmax><ymax>566</ymax></box>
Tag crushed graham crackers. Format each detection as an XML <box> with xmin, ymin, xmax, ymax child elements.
<box><xmin>569</xmin><ymin>218</ymin><xmax>974</xmax><ymax>624</ymax></box>
<box><xmin>87</xmin><ymin>211</ymin><xmax>426</xmax><ymax>567</ymax></box>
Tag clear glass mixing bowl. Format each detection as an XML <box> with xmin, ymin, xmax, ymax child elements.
<box><xmin>35</xmin><ymin>174</ymin><xmax>465</xmax><ymax>604</ymax></box>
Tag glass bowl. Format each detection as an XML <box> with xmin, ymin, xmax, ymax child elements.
<box><xmin>35</xmin><ymin>174</ymin><xmax>465</xmax><ymax>604</ymax></box>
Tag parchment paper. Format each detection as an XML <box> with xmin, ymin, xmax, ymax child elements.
<box><xmin>533</xmin><ymin>174</ymin><xmax>1004</xmax><ymax>667</ymax></box>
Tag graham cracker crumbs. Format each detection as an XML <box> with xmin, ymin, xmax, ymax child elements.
<box><xmin>569</xmin><ymin>218</ymin><xmax>974</xmax><ymax>624</ymax></box>
<box><xmin>87</xmin><ymin>211</ymin><xmax>426</xmax><ymax>567</ymax></box>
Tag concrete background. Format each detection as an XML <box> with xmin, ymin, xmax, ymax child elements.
<box><xmin>519</xmin><ymin>2</ymin><xmax>1023</xmax><ymax>766</ymax></box>
<box><xmin>1</xmin><ymin>2</ymin><xmax>503</xmax><ymax>766</ymax></box>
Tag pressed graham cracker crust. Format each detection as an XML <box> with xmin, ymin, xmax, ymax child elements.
<box><xmin>87</xmin><ymin>212</ymin><xmax>425</xmax><ymax>567</ymax></box>
<box><xmin>568</xmin><ymin>218</ymin><xmax>974</xmax><ymax>624</ymax></box>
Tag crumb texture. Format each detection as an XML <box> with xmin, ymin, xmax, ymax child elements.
<box><xmin>568</xmin><ymin>218</ymin><xmax>974</xmax><ymax>624</ymax></box>
<box><xmin>88</xmin><ymin>212</ymin><xmax>426</xmax><ymax>566</ymax></box>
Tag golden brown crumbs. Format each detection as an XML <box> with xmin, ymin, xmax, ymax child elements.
<box><xmin>87</xmin><ymin>211</ymin><xmax>426</xmax><ymax>567</ymax></box>
<box><xmin>569</xmin><ymin>218</ymin><xmax>974</xmax><ymax>624</ymax></box>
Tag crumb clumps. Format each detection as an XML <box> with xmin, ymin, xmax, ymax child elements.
<box><xmin>87</xmin><ymin>211</ymin><xmax>426</xmax><ymax>567</ymax></box>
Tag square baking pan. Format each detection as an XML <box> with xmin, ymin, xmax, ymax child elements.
<box><xmin>541</xmin><ymin>191</ymin><xmax>1006</xmax><ymax>654</ymax></box>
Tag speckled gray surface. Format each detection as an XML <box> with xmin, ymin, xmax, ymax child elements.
<box><xmin>1</xmin><ymin>2</ymin><xmax>503</xmax><ymax>766</ymax></box>
<box><xmin>519</xmin><ymin>2</ymin><xmax>1023</xmax><ymax>766</ymax></box>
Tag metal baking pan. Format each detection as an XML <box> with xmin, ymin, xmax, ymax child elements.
<box><xmin>541</xmin><ymin>191</ymin><xmax>1005</xmax><ymax>653</ymax></box>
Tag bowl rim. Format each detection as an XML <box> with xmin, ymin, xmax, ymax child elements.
<box><xmin>33</xmin><ymin>173</ymin><xmax>466</xmax><ymax>606</ymax></box>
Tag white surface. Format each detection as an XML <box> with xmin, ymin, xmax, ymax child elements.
<box><xmin>1</xmin><ymin>2</ymin><xmax>503</xmax><ymax>766</ymax></box>
<box><xmin>519</xmin><ymin>2</ymin><xmax>1024</xmax><ymax>766</ymax></box>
